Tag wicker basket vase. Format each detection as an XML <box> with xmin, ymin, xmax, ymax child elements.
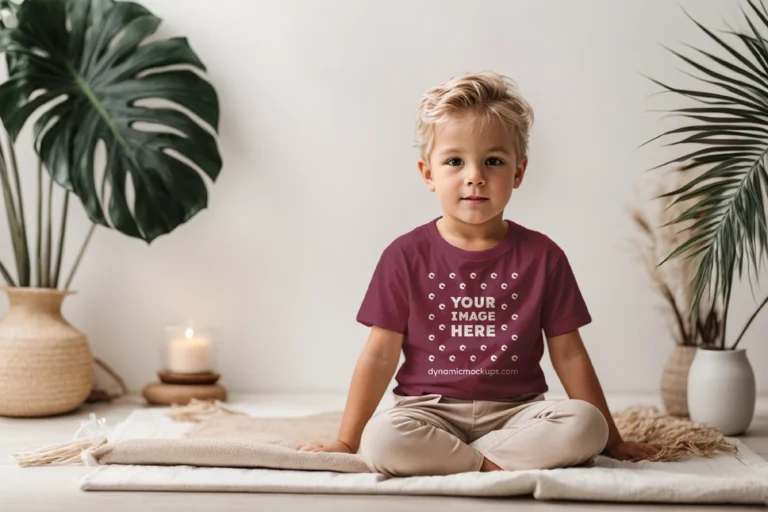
<box><xmin>0</xmin><ymin>287</ymin><xmax>93</xmax><ymax>417</ymax></box>
<box><xmin>660</xmin><ymin>344</ymin><xmax>697</xmax><ymax>417</ymax></box>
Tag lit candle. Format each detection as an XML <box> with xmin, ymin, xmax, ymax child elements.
<box><xmin>167</xmin><ymin>327</ymin><xmax>211</xmax><ymax>373</ymax></box>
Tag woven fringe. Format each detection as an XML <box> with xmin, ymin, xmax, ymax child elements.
<box><xmin>613</xmin><ymin>405</ymin><xmax>738</xmax><ymax>461</ymax></box>
<box><xmin>11</xmin><ymin>436</ymin><xmax>108</xmax><ymax>467</ymax></box>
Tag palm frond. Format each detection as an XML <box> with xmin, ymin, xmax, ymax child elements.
<box><xmin>648</xmin><ymin>1</ymin><xmax>768</xmax><ymax>319</ymax></box>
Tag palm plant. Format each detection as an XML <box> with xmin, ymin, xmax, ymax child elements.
<box><xmin>646</xmin><ymin>0</ymin><xmax>768</xmax><ymax>350</ymax></box>
<box><xmin>0</xmin><ymin>0</ymin><xmax>222</xmax><ymax>290</ymax></box>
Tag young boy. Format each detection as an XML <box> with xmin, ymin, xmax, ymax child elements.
<box><xmin>300</xmin><ymin>71</ymin><xmax>659</xmax><ymax>476</ymax></box>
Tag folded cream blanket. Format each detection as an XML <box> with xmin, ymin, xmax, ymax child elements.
<box><xmin>89</xmin><ymin>409</ymin><xmax>371</xmax><ymax>472</ymax></box>
<box><xmin>12</xmin><ymin>399</ymin><xmax>739</xmax><ymax>472</ymax></box>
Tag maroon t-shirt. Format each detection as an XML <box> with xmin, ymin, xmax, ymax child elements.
<box><xmin>356</xmin><ymin>217</ymin><xmax>591</xmax><ymax>400</ymax></box>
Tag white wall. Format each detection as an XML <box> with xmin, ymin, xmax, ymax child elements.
<box><xmin>1</xmin><ymin>0</ymin><xmax>766</xmax><ymax>395</ymax></box>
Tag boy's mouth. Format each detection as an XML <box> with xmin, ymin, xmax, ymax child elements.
<box><xmin>461</xmin><ymin>195</ymin><xmax>489</xmax><ymax>203</ymax></box>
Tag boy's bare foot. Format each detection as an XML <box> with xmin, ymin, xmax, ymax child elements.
<box><xmin>480</xmin><ymin>457</ymin><xmax>502</xmax><ymax>472</ymax></box>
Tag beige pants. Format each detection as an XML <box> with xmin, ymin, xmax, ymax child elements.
<box><xmin>359</xmin><ymin>393</ymin><xmax>609</xmax><ymax>477</ymax></box>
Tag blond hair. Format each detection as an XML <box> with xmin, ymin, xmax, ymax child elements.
<box><xmin>415</xmin><ymin>71</ymin><xmax>534</xmax><ymax>164</ymax></box>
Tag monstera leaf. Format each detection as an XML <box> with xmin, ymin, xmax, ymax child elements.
<box><xmin>0</xmin><ymin>0</ymin><xmax>222</xmax><ymax>242</ymax></box>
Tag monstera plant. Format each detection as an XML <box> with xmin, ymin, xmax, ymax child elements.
<box><xmin>0</xmin><ymin>0</ymin><xmax>222</xmax><ymax>289</ymax></box>
<box><xmin>0</xmin><ymin>0</ymin><xmax>222</xmax><ymax>417</ymax></box>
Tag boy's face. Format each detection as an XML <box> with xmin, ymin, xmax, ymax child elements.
<box><xmin>418</xmin><ymin>110</ymin><xmax>527</xmax><ymax>229</ymax></box>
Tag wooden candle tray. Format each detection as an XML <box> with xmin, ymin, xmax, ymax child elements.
<box><xmin>157</xmin><ymin>370</ymin><xmax>220</xmax><ymax>385</ymax></box>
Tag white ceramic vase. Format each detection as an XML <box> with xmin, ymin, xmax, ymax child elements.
<box><xmin>687</xmin><ymin>347</ymin><xmax>756</xmax><ymax>436</ymax></box>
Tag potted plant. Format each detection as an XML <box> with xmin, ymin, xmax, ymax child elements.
<box><xmin>646</xmin><ymin>0</ymin><xmax>768</xmax><ymax>435</ymax></box>
<box><xmin>628</xmin><ymin>168</ymin><xmax>724</xmax><ymax>418</ymax></box>
<box><xmin>0</xmin><ymin>0</ymin><xmax>222</xmax><ymax>417</ymax></box>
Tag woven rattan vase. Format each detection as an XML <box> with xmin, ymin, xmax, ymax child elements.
<box><xmin>660</xmin><ymin>344</ymin><xmax>697</xmax><ymax>418</ymax></box>
<box><xmin>0</xmin><ymin>287</ymin><xmax>93</xmax><ymax>417</ymax></box>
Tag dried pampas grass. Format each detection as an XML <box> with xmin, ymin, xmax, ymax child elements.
<box><xmin>627</xmin><ymin>167</ymin><xmax>724</xmax><ymax>347</ymax></box>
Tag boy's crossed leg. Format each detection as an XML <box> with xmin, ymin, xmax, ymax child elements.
<box><xmin>359</xmin><ymin>395</ymin><xmax>608</xmax><ymax>477</ymax></box>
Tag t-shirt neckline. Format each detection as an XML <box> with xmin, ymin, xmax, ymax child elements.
<box><xmin>426</xmin><ymin>216</ymin><xmax>517</xmax><ymax>261</ymax></box>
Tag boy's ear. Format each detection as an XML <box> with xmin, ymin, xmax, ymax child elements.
<box><xmin>513</xmin><ymin>157</ymin><xmax>529</xmax><ymax>189</ymax></box>
<box><xmin>418</xmin><ymin>159</ymin><xmax>436</xmax><ymax>192</ymax></box>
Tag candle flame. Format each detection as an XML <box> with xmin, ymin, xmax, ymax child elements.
<box><xmin>184</xmin><ymin>328</ymin><xmax>194</xmax><ymax>339</ymax></box>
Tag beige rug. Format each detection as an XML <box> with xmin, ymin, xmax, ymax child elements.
<box><xmin>40</xmin><ymin>401</ymin><xmax>765</xmax><ymax>504</ymax></box>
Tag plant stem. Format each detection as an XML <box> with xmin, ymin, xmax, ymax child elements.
<box><xmin>731</xmin><ymin>295</ymin><xmax>768</xmax><ymax>350</ymax></box>
<box><xmin>663</xmin><ymin>287</ymin><xmax>689</xmax><ymax>345</ymax></box>
<box><xmin>64</xmin><ymin>224</ymin><xmax>96</xmax><ymax>291</ymax></box>
<box><xmin>52</xmin><ymin>191</ymin><xmax>69</xmax><ymax>289</ymax></box>
<box><xmin>703</xmin><ymin>294</ymin><xmax>717</xmax><ymax>345</ymax></box>
<box><xmin>35</xmin><ymin>160</ymin><xmax>42</xmax><ymax>287</ymax></box>
<box><xmin>42</xmin><ymin>174</ymin><xmax>53</xmax><ymax>288</ymax></box>
<box><xmin>721</xmin><ymin>282</ymin><xmax>732</xmax><ymax>350</ymax></box>
<box><xmin>0</xmin><ymin>153</ymin><xmax>24</xmax><ymax>285</ymax></box>
<box><xmin>5</xmin><ymin>136</ymin><xmax>29</xmax><ymax>286</ymax></box>
<box><xmin>61</xmin><ymin>155</ymin><xmax>105</xmax><ymax>291</ymax></box>
<box><xmin>0</xmin><ymin>259</ymin><xmax>16</xmax><ymax>287</ymax></box>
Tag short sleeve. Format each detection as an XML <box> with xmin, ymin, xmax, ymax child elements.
<box><xmin>356</xmin><ymin>244</ymin><xmax>409</xmax><ymax>334</ymax></box>
<box><xmin>541</xmin><ymin>249</ymin><xmax>591</xmax><ymax>338</ymax></box>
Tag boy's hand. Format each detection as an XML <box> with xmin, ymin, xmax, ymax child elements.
<box><xmin>298</xmin><ymin>440</ymin><xmax>355</xmax><ymax>454</ymax></box>
<box><xmin>604</xmin><ymin>441</ymin><xmax>661</xmax><ymax>461</ymax></box>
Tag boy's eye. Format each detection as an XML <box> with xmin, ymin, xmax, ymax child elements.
<box><xmin>444</xmin><ymin>157</ymin><xmax>504</xmax><ymax>166</ymax></box>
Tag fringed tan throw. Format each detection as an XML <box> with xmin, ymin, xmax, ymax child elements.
<box><xmin>614</xmin><ymin>405</ymin><xmax>737</xmax><ymax>461</ymax></box>
<box><xmin>12</xmin><ymin>400</ymin><xmax>738</xmax><ymax>470</ymax></box>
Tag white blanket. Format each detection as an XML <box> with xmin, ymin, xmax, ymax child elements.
<box><xmin>79</xmin><ymin>406</ymin><xmax>768</xmax><ymax>505</ymax></box>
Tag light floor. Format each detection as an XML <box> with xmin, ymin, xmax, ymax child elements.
<box><xmin>1</xmin><ymin>392</ymin><xmax>767</xmax><ymax>512</ymax></box>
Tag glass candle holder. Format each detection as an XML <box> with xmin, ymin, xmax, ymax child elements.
<box><xmin>163</xmin><ymin>324</ymin><xmax>217</xmax><ymax>374</ymax></box>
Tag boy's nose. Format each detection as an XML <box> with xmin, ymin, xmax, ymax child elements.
<box><xmin>464</xmin><ymin>169</ymin><xmax>486</xmax><ymax>186</ymax></box>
